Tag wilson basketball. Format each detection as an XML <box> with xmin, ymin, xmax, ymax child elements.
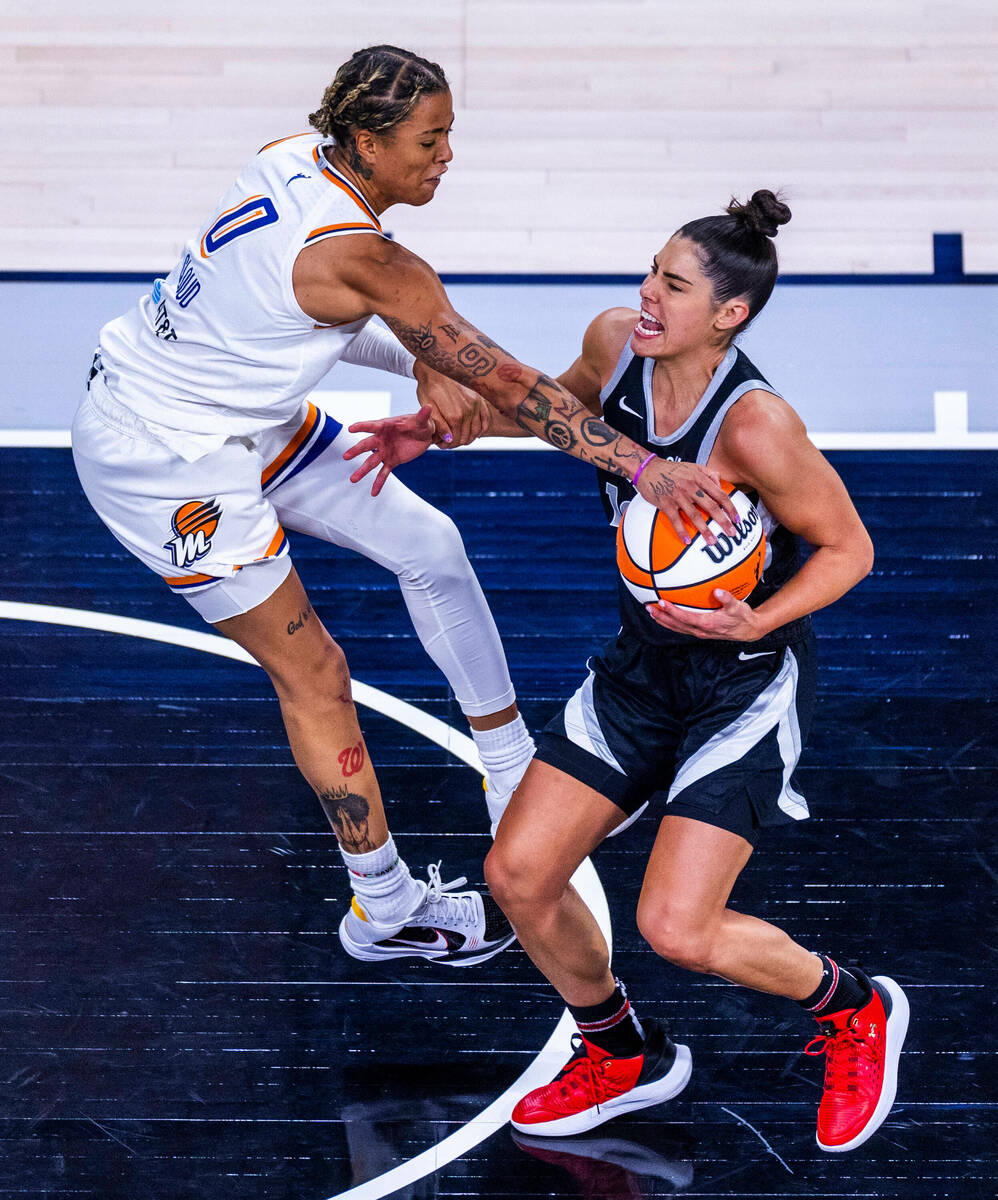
<box><xmin>617</xmin><ymin>482</ymin><xmax>766</xmax><ymax>612</ymax></box>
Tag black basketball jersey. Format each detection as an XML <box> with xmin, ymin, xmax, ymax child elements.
<box><xmin>596</xmin><ymin>342</ymin><xmax>811</xmax><ymax>650</ymax></box>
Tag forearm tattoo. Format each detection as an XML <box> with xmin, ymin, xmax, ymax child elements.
<box><xmin>385</xmin><ymin>314</ymin><xmax>644</xmax><ymax>476</ymax></box>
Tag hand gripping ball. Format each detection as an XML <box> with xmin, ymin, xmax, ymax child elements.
<box><xmin>617</xmin><ymin>481</ymin><xmax>766</xmax><ymax>612</ymax></box>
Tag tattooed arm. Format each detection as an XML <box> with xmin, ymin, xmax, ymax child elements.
<box><xmin>292</xmin><ymin>234</ymin><xmax>736</xmax><ymax>538</ymax></box>
<box><xmin>433</xmin><ymin>308</ymin><xmax>617</xmax><ymax>440</ymax></box>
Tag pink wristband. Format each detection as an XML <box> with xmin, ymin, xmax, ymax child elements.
<box><xmin>631</xmin><ymin>452</ymin><xmax>657</xmax><ymax>487</ymax></box>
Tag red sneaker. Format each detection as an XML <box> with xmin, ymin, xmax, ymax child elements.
<box><xmin>511</xmin><ymin>1019</ymin><xmax>692</xmax><ymax>1137</ymax></box>
<box><xmin>805</xmin><ymin>973</ymin><xmax>909</xmax><ymax>1152</ymax></box>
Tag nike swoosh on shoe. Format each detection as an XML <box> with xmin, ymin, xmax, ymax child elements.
<box><xmin>382</xmin><ymin>928</ymin><xmax>458</xmax><ymax>953</ymax></box>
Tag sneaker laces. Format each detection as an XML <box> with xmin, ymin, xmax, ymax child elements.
<box><xmin>420</xmin><ymin>861</ymin><xmax>478</xmax><ymax>927</ymax></box>
<box><xmin>548</xmin><ymin>1035</ymin><xmax>614</xmax><ymax>1105</ymax></box>
<box><xmin>805</xmin><ymin>1019</ymin><xmax>878</xmax><ymax>1096</ymax></box>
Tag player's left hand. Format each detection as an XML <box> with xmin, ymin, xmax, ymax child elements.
<box><xmin>343</xmin><ymin>405</ymin><xmax>436</xmax><ymax>496</ymax></box>
<box><xmin>645</xmin><ymin>589</ymin><xmax>766</xmax><ymax>641</ymax></box>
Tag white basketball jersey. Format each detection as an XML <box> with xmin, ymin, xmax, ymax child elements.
<box><xmin>98</xmin><ymin>133</ymin><xmax>386</xmax><ymax>460</ymax></box>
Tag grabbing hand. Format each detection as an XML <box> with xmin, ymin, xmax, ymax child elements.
<box><xmin>645</xmin><ymin>589</ymin><xmax>766</xmax><ymax>641</ymax></box>
<box><xmin>343</xmin><ymin>405</ymin><xmax>436</xmax><ymax>496</ymax></box>
<box><xmin>634</xmin><ymin>458</ymin><xmax>739</xmax><ymax>543</ymax></box>
<box><xmin>414</xmin><ymin>361</ymin><xmax>491</xmax><ymax>448</ymax></box>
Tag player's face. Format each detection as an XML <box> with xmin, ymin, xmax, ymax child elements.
<box><xmin>369</xmin><ymin>90</ymin><xmax>455</xmax><ymax>208</ymax></box>
<box><xmin>631</xmin><ymin>236</ymin><xmax>735</xmax><ymax>358</ymax></box>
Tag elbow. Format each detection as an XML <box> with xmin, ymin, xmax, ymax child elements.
<box><xmin>855</xmin><ymin>532</ymin><xmax>875</xmax><ymax>582</ymax></box>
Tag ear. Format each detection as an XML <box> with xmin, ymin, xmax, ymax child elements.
<box><xmin>352</xmin><ymin>129</ymin><xmax>379</xmax><ymax>165</ymax></box>
<box><xmin>715</xmin><ymin>297</ymin><xmax>750</xmax><ymax>331</ymax></box>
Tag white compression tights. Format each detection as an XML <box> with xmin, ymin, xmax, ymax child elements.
<box><xmin>266</xmin><ymin>428</ymin><xmax>515</xmax><ymax>718</ymax></box>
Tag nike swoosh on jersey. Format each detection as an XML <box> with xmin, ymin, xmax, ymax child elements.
<box><xmin>738</xmin><ymin>650</ymin><xmax>776</xmax><ymax>660</ymax></box>
<box><xmin>617</xmin><ymin>395</ymin><xmax>644</xmax><ymax>419</ymax></box>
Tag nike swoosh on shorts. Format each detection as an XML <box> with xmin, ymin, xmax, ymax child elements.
<box><xmin>738</xmin><ymin>650</ymin><xmax>776</xmax><ymax>660</ymax></box>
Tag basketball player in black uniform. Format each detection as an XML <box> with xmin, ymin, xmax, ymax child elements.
<box><xmin>439</xmin><ymin>192</ymin><xmax>907</xmax><ymax>1152</ymax></box>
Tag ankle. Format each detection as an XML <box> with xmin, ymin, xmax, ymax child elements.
<box><xmin>340</xmin><ymin>837</ymin><xmax>424</xmax><ymax>925</ymax></box>
<box><xmin>800</xmin><ymin>955</ymin><xmax>872</xmax><ymax>1019</ymax></box>
<box><xmin>569</xmin><ymin>978</ymin><xmax>645</xmax><ymax>1058</ymax></box>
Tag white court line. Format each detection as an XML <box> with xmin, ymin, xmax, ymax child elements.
<box><xmin>0</xmin><ymin>601</ymin><xmax>478</xmax><ymax>767</ymax></box>
<box><xmin>0</xmin><ymin>601</ymin><xmax>612</xmax><ymax>1200</ymax></box>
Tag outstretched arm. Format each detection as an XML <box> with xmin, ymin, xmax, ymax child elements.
<box><xmin>297</xmin><ymin>236</ymin><xmax>737</xmax><ymax>538</ymax></box>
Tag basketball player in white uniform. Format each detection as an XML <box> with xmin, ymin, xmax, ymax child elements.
<box><xmin>72</xmin><ymin>46</ymin><xmax>736</xmax><ymax>966</ymax></box>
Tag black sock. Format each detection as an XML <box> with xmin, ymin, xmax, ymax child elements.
<box><xmin>569</xmin><ymin>978</ymin><xmax>645</xmax><ymax>1058</ymax></box>
<box><xmin>800</xmin><ymin>955</ymin><xmax>872</xmax><ymax>1018</ymax></box>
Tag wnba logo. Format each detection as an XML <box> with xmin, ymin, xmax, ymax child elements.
<box><xmin>165</xmin><ymin>498</ymin><xmax>222</xmax><ymax>568</ymax></box>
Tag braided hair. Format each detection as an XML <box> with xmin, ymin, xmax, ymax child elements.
<box><xmin>676</xmin><ymin>190</ymin><xmax>792</xmax><ymax>335</ymax></box>
<box><xmin>309</xmin><ymin>45</ymin><xmax>449</xmax><ymax>154</ymax></box>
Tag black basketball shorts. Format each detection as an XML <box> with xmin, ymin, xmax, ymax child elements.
<box><xmin>533</xmin><ymin>631</ymin><xmax>818</xmax><ymax>844</ymax></box>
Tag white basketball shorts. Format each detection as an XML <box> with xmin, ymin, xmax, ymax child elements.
<box><xmin>72</xmin><ymin>370</ymin><xmax>339</xmax><ymax>623</ymax></box>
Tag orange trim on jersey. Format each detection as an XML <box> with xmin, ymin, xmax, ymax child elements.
<box><xmin>310</xmin><ymin>146</ymin><xmax>382</xmax><ymax>228</ymax></box>
<box><xmin>304</xmin><ymin>220</ymin><xmax>381</xmax><ymax>243</ymax></box>
<box><xmin>258</xmin><ymin>131</ymin><xmax>315</xmax><ymax>153</ymax></box>
<box><xmin>260</xmin><ymin>401</ymin><xmax>320</xmax><ymax>489</ymax></box>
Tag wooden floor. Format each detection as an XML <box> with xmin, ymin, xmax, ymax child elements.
<box><xmin>1</xmin><ymin>447</ymin><xmax>995</xmax><ymax>1198</ymax></box>
<box><xmin>2</xmin><ymin>1</ymin><xmax>997</xmax><ymax>273</ymax></box>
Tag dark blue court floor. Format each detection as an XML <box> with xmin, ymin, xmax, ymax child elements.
<box><xmin>1</xmin><ymin>448</ymin><xmax>995</xmax><ymax>1199</ymax></box>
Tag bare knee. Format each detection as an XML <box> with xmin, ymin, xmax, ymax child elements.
<box><xmin>270</xmin><ymin>633</ymin><xmax>351</xmax><ymax>704</ymax></box>
<box><xmin>484</xmin><ymin>843</ymin><xmax>523</xmax><ymax>912</ymax></box>
<box><xmin>485</xmin><ymin>843</ymin><xmax>560</xmax><ymax>917</ymax></box>
<box><xmin>636</xmin><ymin>899</ymin><xmax>718</xmax><ymax>975</ymax></box>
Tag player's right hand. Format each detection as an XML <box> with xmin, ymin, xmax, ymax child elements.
<box><xmin>635</xmin><ymin>459</ymin><xmax>738</xmax><ymax>543</ymax></box>
<box><xmin>343</xmin><ymin>405</ymin><xmax>436</xmax><ymax>496</ymax></box>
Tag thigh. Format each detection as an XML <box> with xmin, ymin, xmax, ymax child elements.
<box><xmin>639</xmin><ymin>814</ymin><xmax>753</xmax><ymax>927</ymax></box>
<box><xmin>73</xmin><ymin>390</ymin><xmax>287</xmax><ymax>606</ymax></box>
<box><xmin>261</xmin><ymin>404</ymin><xmax>459</xmax><ymax>573</ymax></box>
<box><xmin>213</xmin><ymin>565</ymin><xmax>337</xmax><ymax>687</ymax></box>
<box><xmin>533</xmin><ymin>634</ymin><xmax>685</xmax><ymax>819</ymax></box>
<box><xmin>494</xmin><ymin>759</ymin><xmax>628</xmax><ymax>896</ymax></box>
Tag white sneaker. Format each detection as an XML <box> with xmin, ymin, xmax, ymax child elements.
<box><xmin>338</xmin><ymin>862</ymin><xmax>516</xmax><ymax>967</ymax></box>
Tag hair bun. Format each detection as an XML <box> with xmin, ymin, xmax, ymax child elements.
<box><xmin>727</xmin><ymin>190</ymin><xmax>791</xmax><ymax>239</ymax></box>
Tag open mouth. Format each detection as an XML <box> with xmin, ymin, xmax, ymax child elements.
<box><xmin>634</xmin><ymin>308</ymin><xmax>664</xmax><ymax>339</ymax></box>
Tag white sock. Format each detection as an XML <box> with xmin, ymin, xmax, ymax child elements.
<box><xmin>339</xmin><ymin>836</ymin><xmax>425</xmax><ymax>926</ymax></box>
<box><xmin>471</xmin><ymin>714</ymin><xmax>535</xmax><ymax>825</ymax></box>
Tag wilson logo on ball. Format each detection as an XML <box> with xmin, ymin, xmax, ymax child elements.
<box><xmin>700</xmin><ymin>506</ymin><xmax>761</xmax><ymax>564</ymax></box>
<box><xmin>616</xmin><ymin>481</ymin><xmax>765</xmax><ymax>612</ymax></box>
